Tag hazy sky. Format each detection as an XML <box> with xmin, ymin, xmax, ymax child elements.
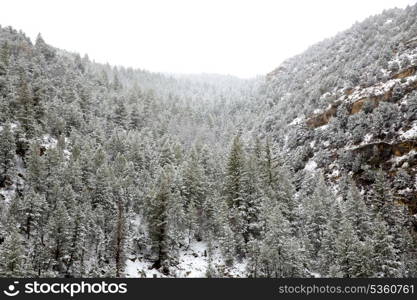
<box><xmin>1</xmin><ymin>0</ymin><xmax>416</xmax><ymax>78</ymax></box>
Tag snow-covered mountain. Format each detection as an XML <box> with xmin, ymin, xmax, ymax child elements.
<box><xmin>1</xmin><ymin>4</ymin><xmax>417</xmax><ymax>278</ymax></box>
<box><xmin>262</xmin><ymin>5</ymin><xmax>417</xmax><ymax>226</ymax></box>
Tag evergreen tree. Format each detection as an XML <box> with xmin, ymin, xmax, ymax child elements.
<box><xmin>16</xmin><ymin>72</ymin><xmax>36</xmax><ymax>137</ymax></box>
<box><xmin>344</xmin><ymin>182</ymin><xmax>371</xmax><ymax>240</ymax></box>
<box><xmin>147</xmin><ymin>167</ymin><xmax>171</xmax><ymax>274</ymax></box>
<box><xmin>0</xmin><ymin>227</ymin><xmax>26</xmax><ymax>276</ymax></box>
<box><xmin>258</xmin><ymin>205</ymin><xmax>305</xmax><ymax>277</ymax></box>
<box><xmin>26</xmin><ymin>143</ymin><xmax>46</xmax><ymax>193</ymax></box>
<box><xmin>129</xmin><ymin>105</ymin><xmax>142</xmax><ymax>130</ymax></box>
<box><xmin>303</xmin><ymin>174</ymin><xmax>333</xmax><ymax>258</ymax></box>
<box><xmin>334</xmin><ymin>218</ymin><xmax>362</xmax><ymax>277</ymax></box>
<box><xmin>66</xmin><ymin>203</ymin><xmax>89</xmax><ymax>276</ymax></box>
<box><xmin>0</xmin><ymin>122</ymin><xmax>15</xmax><ymax>179</ymax></box>
<box><xmin>19</xmin><ymin>188</ymin><xmax>47</xmax><ymax>240</ymax></box>
<box><xmin>181</xmin><ymin>148</ymin><xmax>207</xmax><ymax>242</ymax></box>
<box><xmin>47</xmin><ymin>199</ymin><xmax>72</xmax><ymax>272</ymax></box>
<box><xmin>224</xmin><ymin>134</ymin><xmax>246</xmax><ymax>209</ymax></box>
<box><xmin>372</xmin><ymin>216</ymin><xmax>401</xmax><ymax>277</ymax></box>
<box><xmin>113</xmin><ymin>99</ymin><xmax>128</xmax><ymax>129</ymax></box>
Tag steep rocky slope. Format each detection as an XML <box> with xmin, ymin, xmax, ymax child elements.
<box><xmin>262</xmin><ymin>5</ymin><xmax>417</xmax><ymax>225</ymax></box>
<box><xmin>1</xmin><ymin>4</ymin><xmax>417</xmax><ymax>278</ymax></box>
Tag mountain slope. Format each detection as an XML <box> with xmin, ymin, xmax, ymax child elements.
<box><xmin>262</xmin><ymin>4</ymin><xmax>417</xmax><ymax>223</ymax></box>
<box><xmin>0</xmin><ymin>4</ymin><xmax>417</xmax><ymax>279</ymax></box>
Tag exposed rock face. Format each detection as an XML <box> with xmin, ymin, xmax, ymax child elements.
<box><xmin>351</xmin><ymin>141</ymin><xmax>417</xmax><ymax>166</ymax></box>
<box><xmin>391</xmin><ymin>66</ymin><xmax>417</xmax><ymax>79</ymax></box>
<box><xmin>306</xmin><ymin>101</ymin><xmax>341</xmax><ymax>128</ymax></box>
<box><xmin>405</xmin><ymin>37</ymin><xmax>417</xmax><ymax>49</ymax></box>
<box><xmin>303</xmin><ymin>66</ymin><xmax>417</xmax><ymax>219</ymax></box>
<box><xmin>305</xmin><ymin>66</ymin><xmax>417</xmax><ymax>128</ymax></box>
<box><xmin>344</xmin><ymin>87</ymin><xmax>354</xmax><ymax>95</ymax></box>
<box><xmin>348</xmin><ymin>141</ymin><xmax>417</xmax><ymax>214</ymax></box>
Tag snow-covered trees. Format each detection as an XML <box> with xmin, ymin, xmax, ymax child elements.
<box><xmin>256</xmin><ymin>205</ymin><xmax>305</xmax><ymax>277</ymax></box>
<box><xmin>1</xmin><ymin>5</ymin><xmax>417</xmax><ymax>278</ymax></box>
<box><xmin>47</xmin><ymin>199</ymin><xmax>71</xmax><ymax>268</ymax></box>
<box><xmin>372</xmin><ymin>217</ymin><xmax>401</xmax><ymax>277</ymax></box>
<box><xmin>16</xmin><ymin>73</ymin><xmax>37</xmax><ymax>138</ymax></box>
<box><xmin>0</xmin><ymin>122</ymin><xmax>15</xmax><ymax>180</ymax></box>
<box><xmin>0</xmin><ymin>227</ymin><xmax>26</xmax><ymax>276</ymax></box>
<box><xmin>147</xmin><ymin>167</ymin><xmax>171</xmax><ymax>273</ymax></box>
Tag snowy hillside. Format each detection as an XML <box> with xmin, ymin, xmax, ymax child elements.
<box><xmin>1</xmin><ymin>4</ymin><xmax>417</xmax><ymax>279</ymax></box>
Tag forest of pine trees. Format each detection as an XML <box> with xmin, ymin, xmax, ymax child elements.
<box><xmin>1</xmin><ymin>4</ymin><xmax>417</xmax><ymax>278</ymax></box>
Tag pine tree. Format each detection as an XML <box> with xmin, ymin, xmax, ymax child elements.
<box><xmin>129</xmin><ymin>105</ymin><xmax>142</xmax><ymax>130</ymax></box>
<box><xmin>113</xmin><ymin>98</ymin><xmax>128</xmax><ymax>129</ymax></box>
<box><xmin>258</xmin><ymin>205</ymin><xmax>304</xmax><ymax>277</ymax></box>
<box><xmin>166</xmin><ymin>180</ymin><xmax>186</xmax><ymax>254</ymax></box>
<box><xmin>372</xmin><ymin>216</ymin><xmax>401</xmax><ymax>277</ymax></box>
<box><xmin>112</xmin><ymin>73</ymin><xmax>122</xmax><ymax>90</ymax></box>
<box><xmin>224</xmin><ymin>134</ymin><xmax>253</xmax><ymax>252</ymax></box>
<box><xmin>147</xmin><ymin>167</ymin><xmax>171</xmax><ymax>274</ymax></box>
<box><xmin>19</xmin><ymin>188</ymin><xmax>47</xmax><ymax>240</ymax></box>
<box><xmin>0</xmin><ymin>227</ymin><xmax>26</xmax><ymax>276</ymax></box>
<box><xmin>205</xmin><ymin>232</ymin><xmax>217</xmax><ymax>277</ymax></box>
<box><xmin>0</xmin><ymin>122</ymin><xmax>15</xmax><ymax>179</ymax></box>
<box><xmin>318</xmin><ymin>223</ymin><xmax>338</xmax><ymax>276</ymax></box>
<box><xmin>303</xmin><ymin>174</ymin><xmax>333</xmax><ymax>258</ymax></box>
<box><xmin>30</xmin><ymin>237</ymin><xmax>53</xmax><ymax>277</ymax></box>
<box><xmin>369</xmin><ymin>169</ymin><xmax>390</xmax><ymax>213</ymax></box>
<box><xmin>113</xmin><ymin>187</ymin><xmax>127</xmax><ymax>277</ymax></box>
<box><xmin>92</xmin><ymin>165</ymin><xmax>112</xmax><ymax>209</ymax></box>
<box><xmin>47</xmin><ymin>199</ymin><xmax>72</xmax><ymax>271</ymax></box>
<box><xmin>35</xmin><ymin>33</ymin><xmax>55</xmax><ymax>61</ymax></box>
<box><xmin>0</xmin><ymin>41</ymin><xmax>10</xmax><ymax>71</ymax></box>
<box><xmin>246</xmin><ymin>237</ymin><xmax>262</xmax><ymax>277</ymax></box>
<box><xmin>66</xmin><ymin>203</ymin><xmax>89</xmax><ymax>276</ymax></box>
<box><xmin>344</xmin><ymin>182</ymin><xmax>371</xmax><ymax>240</ymax></box>
<box><xmin>351</xmin><ymin>238</ymin><xmax>376</xmax><ymax>278</ymax></box>
<box><xmin>159</xmin><ymin>138</ymin><xmax>175</xmax><ymax>167</ymax></box>
<box><xmin>242</xmin><ymin>149</ymin><xmax>263</xmax><ymax>241</ymax></box>
<box><xmin>224</xmin><ymin>134</ymin><xmax>246</xmax><ymax>209</ymax></box>
<box><xmin>181</xmin><ymin>148</ymin><xmax>207</xmax><ymax>242</ymax></box>
<box><xmin>334</xmin><ymin>218</ymin><xmax>362</xmax><ymax>277</ymax></box>
<box><xmin>16</xmin><ymin>72</ymin><xmax>36</xmax><ymax>137</ymax></box>
<box><xmin>260</xmin><ymin>138</ymin><xmax>296</xmax><ymax>225</ymax></box>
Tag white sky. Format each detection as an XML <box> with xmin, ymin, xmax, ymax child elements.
<box><xmin>0</xmin><ymin>0</ymin><xmax>416</xmax><ymax>78</ymax></box>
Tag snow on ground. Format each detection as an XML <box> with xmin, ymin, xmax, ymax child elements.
<box><xmin>289</xmin><ymin>116</ymin><xmax>303</xmax><ymax>126</ymax></box>
<box><xmin>125</xmin><ymin>241</ymin><xmax>247</xmax><ymax>278</ymax></box>
<box><xmin>175</xmin><ymin>241</ymin><xmax>212</xmax><ymax>277</ymax></box>
<box><xmin>16</xmin><ymin>156</ymin><xmax>25</xmax><ymax>175</ymax></box>
<box><xmin>304</xmin><ymin>160</ymin><xmax>317</xmax><ymax>172</ymax></box>
<box><xmin>0</xmin><ymin>186</ymin><xmax>16</xmax><ymax>203</ymax></box>
<box><xmin>125</xmin><ymin>259</ymin><xmax>165</xmax><ymax>278</ymax></box>
<box><xmin>0</xmin><ymin>122</ymin><xmax>18</xmax><ymax>132</ymax></box>
<box><xmin>41</xmin><ymin>135</ymin><xmax>58</xmax><ymax>149</ymax></box>
<box><xmin>0</xmin><ymin>155</ymin><xmax>24</xmax><ymax>204</ymax></box>
<box><xmin>310</xmin><ymin>140</ymin><xmax>316</xmax><ymax>148</ymax></box>
<box><xmin>317</xmin><ymin>124</ymin><xmax>329</xmax><ymax>131</ymax></box>
<box><xmin>309</xmin><ymin>271</ymin><xmax>321</xmax><ymax>278</ymax></box>
<box><xmin>363</xmin><ymin>133</ymin><xmax>373</xmax><ymax>144</ymax></box>
<box><xmin>328</xmin><ymin>168</ymin><xmax>340</xmax><ymax>179</ymax></box>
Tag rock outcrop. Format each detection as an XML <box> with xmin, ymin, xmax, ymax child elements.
<box><xmin>306</xmin><ymin>66</ymin><xmax>417</xmax><ymax>128</ymax></box>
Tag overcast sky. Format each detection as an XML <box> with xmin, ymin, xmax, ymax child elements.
<box><xmin>1</xmin><ymin>0</ymin><xmax>416</xmax><ymax>78</ymax></box>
